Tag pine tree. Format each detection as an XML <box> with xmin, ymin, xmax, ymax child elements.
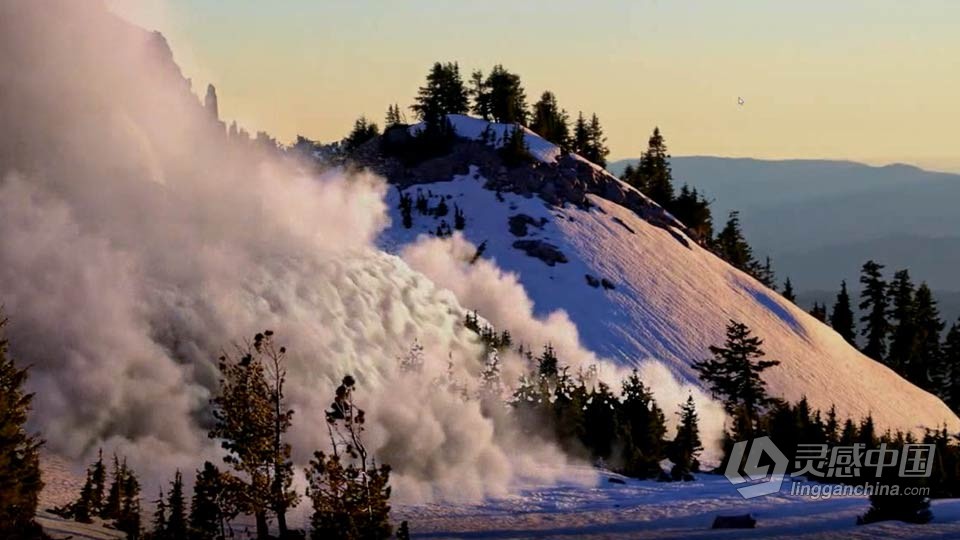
<box><xmin>670</xmin><ymin>185</ymin><xmax>714</xmax><ymax>243</ymax></box>
<box><xmin>483</xmin><ymin>65</ymin><xmax>527</xmax><ymax>124</ymax></box>
<box><xmin>89</xmin><ymin>449</ymin><xmax>106</xmax><ymax>516</ymax></box>
<box><xmin>824</xmin><ymin>405</ymin><xmax>840</xmax><ymax>445</ymax></box>
<box><xmin>190</xmin><ymin>462</ymin><xmax>228</xmax><ymax>540</ymax></box>
<box><xmin>715</xmin><ymin>211</ymin><xmax>757</xmax><ymax>273</ymax></box>
<box><xmin>344</xmin><ymin>116</ymin><xmax>380</xmax><ymax>152</ymax></box>
<box><xmin>396</xmin><ymin>521</ymin><xmax>411</xmax><ymax>540</ymax></box>
<box><xmin>943</xmin><ymin>322</ymin><xmax>960</xmax><ymax>412</ymax></box>
<box><xmin>415</xmin><ymin>192</ymin><xmax>428</xmax><ymax>215</ymax></box>
<box><xmin>839</xmin><ymin>418</ymin><xmax>859</xmax><ymax>445</ymax></box>
<box><xmin>469</xmin><ymin>69</ymin><xmax>491</xmax><ymax>120</ymax></box>
<box><xmin>911</xmin><ymin>283</ymin><xmax>943</xmax><ymax>391</ymax></box>
<box><xmin>209</xmin><ymin>331</ymin><xmax>294</xmax><ymax>540</ymax></box>
<box><xmin>68</xmin><ymin>470</ymin><xmax>95</xmax><ymax>523</ymax></box>
<box><xmin>63</xmin><ymin>451</ymin><xmax>108</xmax><ymax>524</ymax></box>
<box><xmin>0</xmin><ymin>315</ymin><xmax>44</xmax><ymax>539</ymax></box>
<box><xmin>434</xmin><ymin>197</ymin><xmax>449</xmax><ymax>218</ymax></box>
<box><xmin>166</xmin><ymin>471</ymin><xmax>187</xmax><ymax>540</ymax></box>
<box><xmin>384</xmin><ymin>104</ymin><xmax>404</xmax><ymax>127</ymax></box>
<box><xmin>618</xmin><ymin>370</ymin><xmax>666</xmax><ymax>478</ymax></box>
<box><xmin>631</xmin><ymin>127</ymin><xmax>674</xmax><ymax>207</ymax></box>
<box><xmin>755</xmin><ymin>256</ymin><xmax>777</xmax><ymax>289</ymax></box>
<box><xmin>858</xmin><ymin>414</ymin><xmax>878</xmax><ymax>447</ymax></box>
<box><xmin>151</xmin><ymin>488</ymin><xmax>167</xmax><ymax>540</ymax></box>
<box><xmin>398</xmin><ymin>191</ymin><xmax>413</xmax><ymax>229</ymax></box>
<box><xmin>572</xmin><ymin>112</ymin><xmax>590</xmax><ymax>156</ymax></box>
<box><xmin>305</xmin><ymin>376</ymin><xmax>394</xmax><ymax>540</ymax></box>
<box><xmin>581</xmin><ymin>113</ymin><xmax>609</xmax><ymax>167</ymax></box>
<box><xmin>830</xmin><ymin>280</ymin><xmax>857</xmax><ymax>345</ymax></box>
<box><xmin>500</xmin><ymin>124</ymin><xmax>531</xmax><ymax>165</ymax></box>
<box><xmin>887</xmin><ymin>269</ymin><xmax>916</xmax><ymax>373</ymax></box>
<box><xmin>529</xmin><ymin>91</ymin><xmax>570</xmax><ymax>148</ymax></box>
<box><xmin>537</xmin><ymin>345</ymin><xmax>559</xmax><ymax>379</ymax></box>
<box><xmin>582</xmin><ymin>382</ymin><xmax>620</xmax><ymax>461</ymax></box>
<box><xmin>549</xmin><ymin>369</ymin><xmax>587</xmax><ymax>458</ymax></box>
<box><xmin>669</xmin><ymin>396</ymin><xmax>703</xmax><ymax>480</ymax></box>
<box><xmin>117</xmin><ymin>467</ymin><xmax>142</xmax><ymax>539</ymax></box>
<box><xmin>102</xmin><ymin>454</ymin><xmax>124</xmax><ymax>520</ymax></box>
<box><xmin>411</xmin><ymin>61</ymin><xmax>469</xmax><ymax>125</ymax></box>
<box><xmin>453</xmin><ymin>204</ymin><xmax>466</xmax><ymax>230</ymax></box>
<box><xmin>859</xmin><ymin>260</ymin><xmax>890</xmax><ymax>362</ymax></box>
<box><xmin>810</xmin><ymin>302</ymin><xmax>828</xmax><ymax>323</ymax></box>
<box><xmin>782</xmin><ymin>278</ymin><xmax>797</xmax><ymax>303</ymax></box>
<box><xmin>693</xmin><ymin>320</ymin><xmax>780</xmax><ymax>434</ymax></box>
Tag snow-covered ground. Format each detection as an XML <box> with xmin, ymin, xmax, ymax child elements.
<box><xmin>378</xmin><ymin>163</ymin><xmax>960</xmax><ymax>440</ymax></box>
<box><xmin>395</xmin><ymin>468</ymin><xmax>960</xmax><ymax>539</ymax></box>
<box><xmin>41</xmin><ymin>453</ymin><xmax>960</xmax><ymax>539</ymax></box>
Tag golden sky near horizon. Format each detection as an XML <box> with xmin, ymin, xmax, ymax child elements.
<box><xmin>109</xmin><ymin>1</ymin><xmax>960</xmax><ymax>172</ymax></box>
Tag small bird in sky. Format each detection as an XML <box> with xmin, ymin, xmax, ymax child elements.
<box><xmin>737</xmin><ymin>96</ymin><xmax>745</xmax><ymax>107</ymax></box>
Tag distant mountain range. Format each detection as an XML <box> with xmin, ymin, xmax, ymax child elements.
<box><xmin>610</xmin><ymin>157</ymin><xmax>960</xmax><ymax>323</ymax></box>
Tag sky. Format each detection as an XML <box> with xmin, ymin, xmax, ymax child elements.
<box><xmin>108</xmin><ymin>1</ymin><xmax>960</xmax><ymax>172</ymax></box>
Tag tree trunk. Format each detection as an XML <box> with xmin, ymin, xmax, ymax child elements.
<box><xmin>256</xmin><ymin>511</ymin><xmax>269</xmax><ymax>540</ymax></box>
<box><xmin>277</xmin><ymin>507</ymin><xmax>288</xmax><ymax>537</ymax></box>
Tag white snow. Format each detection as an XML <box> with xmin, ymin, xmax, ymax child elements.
<box><xmin>409</xmin><ymin>114</ymin><xmax>563</xmax><ymax>164</ymax></box>
<box><xmin>38</xmin><ymin>453</ymin><xmax>960</xmax><ymax>539</ymax></box>
<box><xmin>395</xmin><ymin>468</ymin><xmax>960</xmax><ymax>539</ymax></box>
<box><xmin>378</xmin><ymin>164</ymin><xmax>960</xmax><ymax>441</ymax></box>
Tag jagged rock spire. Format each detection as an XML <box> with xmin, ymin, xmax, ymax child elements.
<box><xmin>204</xmin><ymin>83</ymin><xmax>219</xmax><ymax>121</ymax></box>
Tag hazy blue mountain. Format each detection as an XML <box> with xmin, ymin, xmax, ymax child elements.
<box><xmin>610</xmin><ymin>156</ymin><xmax>960</xmax><ymax>302</ymax></box>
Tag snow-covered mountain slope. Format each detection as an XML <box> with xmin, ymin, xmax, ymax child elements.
<box><xmin>377</xmin><ymin>122</ymin><xmax>960</xmax><ymax>437</ymax></box>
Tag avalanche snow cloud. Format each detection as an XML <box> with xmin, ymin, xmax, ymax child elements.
<box><xmin>0</xmin><ymin>0</ymin><xmax>588</xmax><ymax>501</ymax></box>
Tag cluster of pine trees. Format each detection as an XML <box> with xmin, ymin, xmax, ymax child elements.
<box><xmin>695</xmin><ymin>318</ymin><xmax>960</xmax><ymax>525</ymax></box>
<box><xmin>343</xmin><ymin>116</ymin><xmax>380</xmax><ymax>152</ymax></box>
<box><xmin>376</xmin><ymin>61</ymin><xmax>611</xmax><ymax>166</ymax></box>
<box><xmin>33</xmin><ymin>328</ymin><xmax>401</xmax><ymax>540</ymax></box>
<box><xmin>622</xmin><ymin>128</ymin><xmax>710</xmax><ymax>238</ymax></box>
<box><xmin>465</xmin><ymin>312</ymin><xmax>703</xmax><ymax>481</ymax></box>
<box><xmin>55</xmin><ymin>452</ymin><xmax>147</xmax><ymax>538</ymax></box>
<box><xmin>796</xmin><ymin>260</ymin><xmax>960</xmax><ymax>415</ymax></box>
<box><xmin>397</xmin><ymin>188</ymin><xmax>466</xmax><ymax>234</ymax></box>
<box><xmin>619</xmin><ymin>129</ymin><xmax>782</xmax><ymax>288</ymax></box>
<box><xmin>512</xmin><ymin>358</ymin><xmax>704</xmax><ymax>482</ymax></box>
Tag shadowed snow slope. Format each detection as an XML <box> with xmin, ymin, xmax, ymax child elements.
<box><xmin>378</xmin><ymin>162</ymin><xmax>960</xmax><ymax>437</ymax></box>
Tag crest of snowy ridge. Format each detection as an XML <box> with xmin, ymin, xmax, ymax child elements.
<box><xmin>380</xmin><ymin>127</ymin><xmax>960</xmax><ymax>439</ymax></box>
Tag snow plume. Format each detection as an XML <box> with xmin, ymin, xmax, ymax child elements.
<box><xmin>401</xmin><ymin>234</ymin><xmax>612</xmax><ymax>378</ymax></box>
<box><xmin>0</xmin><ymin>0</ymin><xmax>582</xmax><ymax>502</ymax></box>
<box><xmin>400</xmin><ymin>234</ymin><xmax>728</xmax><ymax>458</ymax></box>
<box><xmin>632</xmin><ymin>362</ymin><xmax>727</xmax><ymax>466</ymax></box>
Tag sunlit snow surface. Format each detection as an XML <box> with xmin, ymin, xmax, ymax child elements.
<box><xmin>378</xmin><ymin>165</ymin><xmax>959</xmax><ymax>441</ymax></box>
<box><xmin>395</xmin><ymin>468</ymin><xmax>960</xmax><ymax>539</ymax></box>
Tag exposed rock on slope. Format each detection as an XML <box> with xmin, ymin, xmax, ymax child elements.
<box><xmin>373</xmin><ymin>118</ymin><xmax>960</xmax><ymax>438</ymax></box>
<box><xmin>351</xmin><ymin>115</ymin><xmax>693</xmax><ymax>244</ymax></box>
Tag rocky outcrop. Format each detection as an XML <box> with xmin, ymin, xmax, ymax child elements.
<box><xmin>205</xmin><ymin>84</ymin><xmax>219</xmax><ymax>121</ymax></box>
<box><xmin>512</xmin><ymin>240</ymin><xmax>568</xmax><ymax>266</ymax></box>
<box><xmin>508</xmin><ymin>214</ymin><xmax>546</xmax><ymax>237</ymax></box>
<box><xmin>344</xmin><ymin>125</ymin><xmax>695</xmax><ymax>245</ymax></box>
